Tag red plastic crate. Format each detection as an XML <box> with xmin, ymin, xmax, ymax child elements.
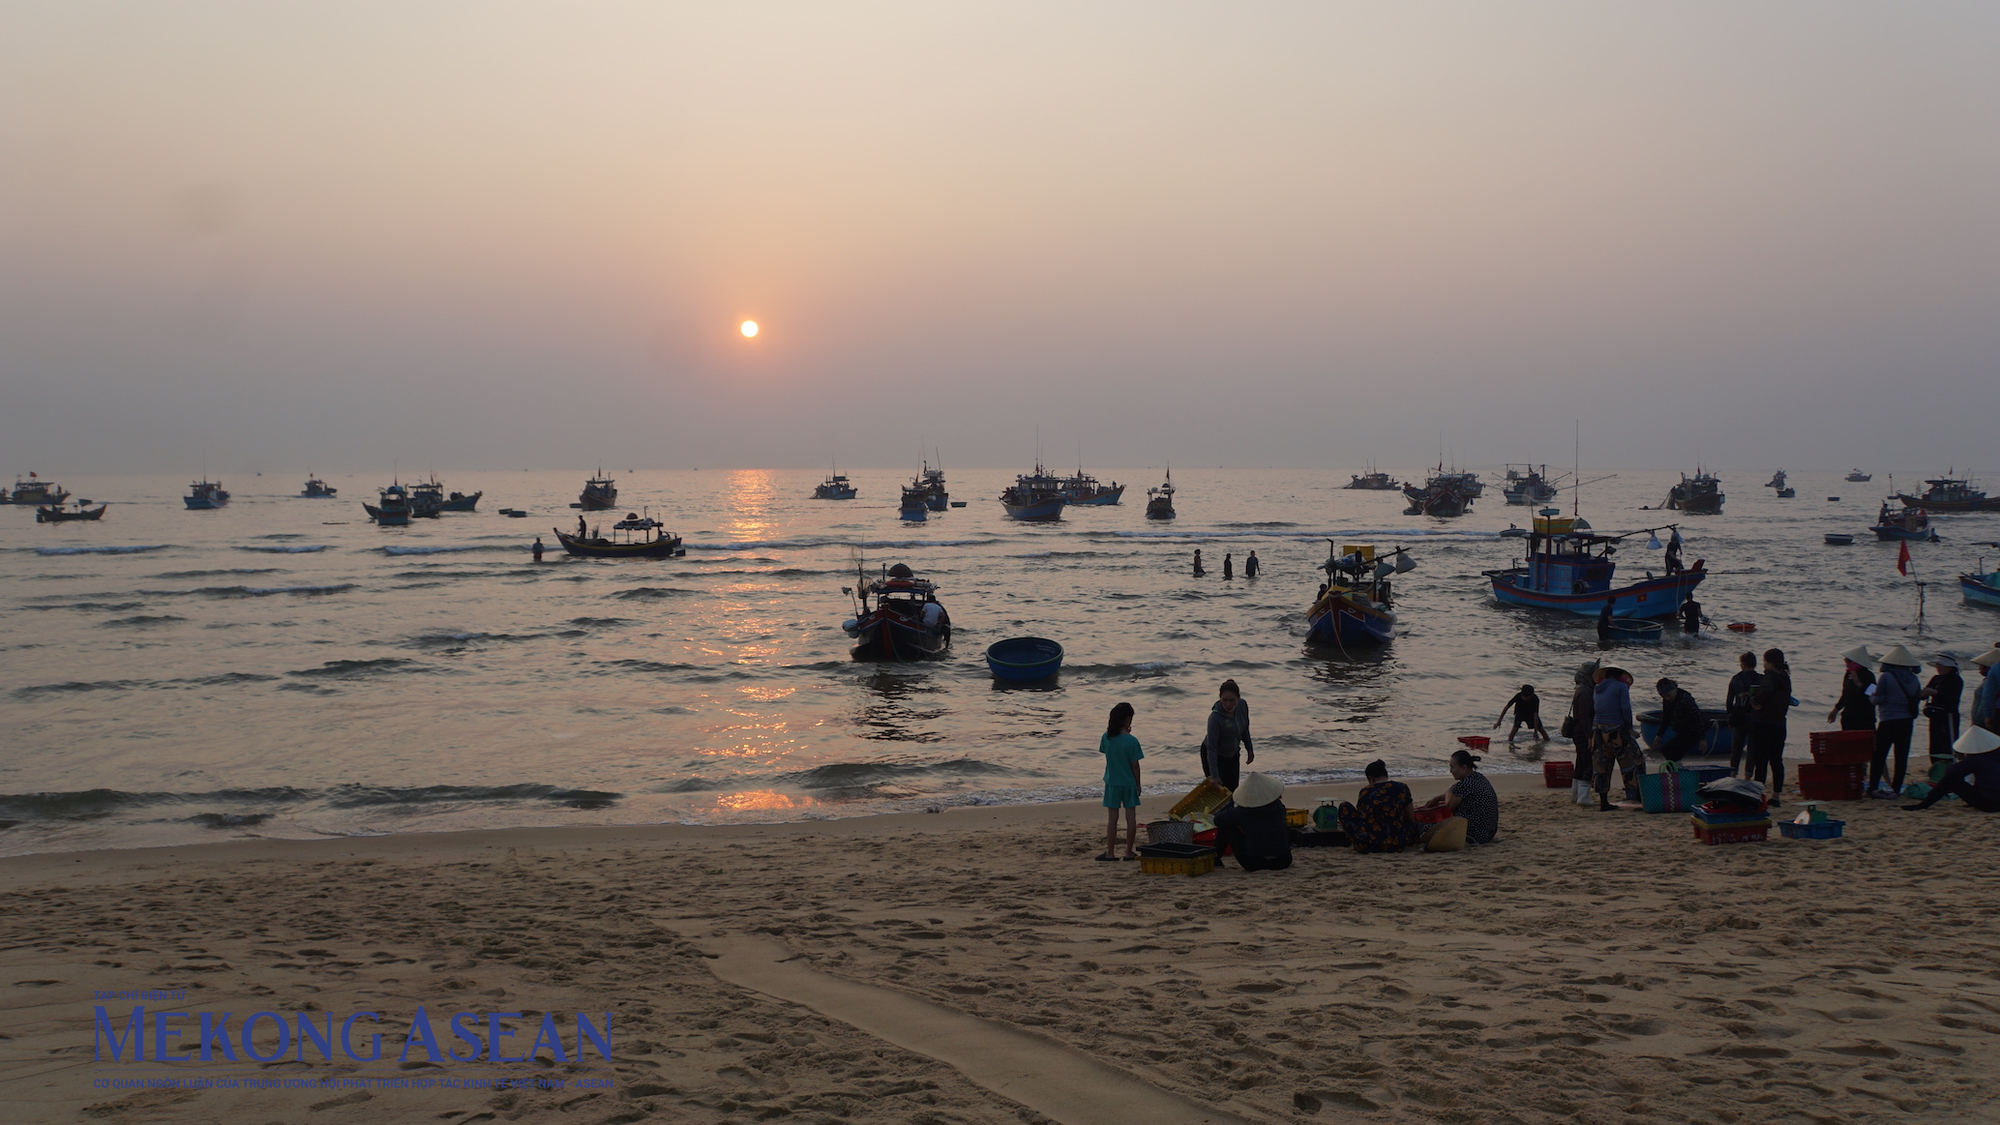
<box><xmin>1797</xmin><ymin>762</ymin><xmax>1866</xmax><ymax>800</ymax></box>
<box><xmin>1413</xmin><ymin>805</ymin><xmax>1452</xmax><ymax>825</ymax></box>
<box><xmin>1809</xmin><ymin>730</ymin><xmax>1874</xmax><ymax>766</ymax></box>
<box><xmin>1543</xmin><ymin>761</ymin><xmax>1575</xmax><ymax>788</ymax></box>
<box><xmin>1457</xmin><ymin>736</ymin><xmax>1491</xmax><ymax>751</ymax></box>
<box><xmin>1692</xmin><ymin>820</ymin><xmax>1771</xmax><ymax>845</ymax></box>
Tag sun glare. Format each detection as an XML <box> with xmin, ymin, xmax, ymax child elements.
<box><xmin>740</xmin><ymin>320</ymin><xmax>758</xmax><ymax>338</ymax></box>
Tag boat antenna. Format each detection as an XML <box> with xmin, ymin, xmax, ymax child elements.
<box><xmin>1571</xmin><ymin>420</ymin><xmax>1580</xmax><ymax>517</ymax></box>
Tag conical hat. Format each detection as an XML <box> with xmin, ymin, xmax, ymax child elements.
<box><xmin>1878</xmin><ymin>645</ymin><xmax>1920</xmax><ymax>668</ymax></box>
<box><xmin>1424</xmin><ymin>816</ymin><xmax>1468</xmax><ymax>852</ymax></box>
<box><xmin>1839</xmin><ymin>644</ymin><xmax>1877</xmax><ymax>666</ymax></box>
<box><xmin>1232</xmin><ymin>772</ymin><xmax>1284</xmax><ymax>809</ymax></box>
<box><xmin>1974</xmin><ymin>649</ymin><xmax>2000</xmax><ymax>668</ymax></box>
<box><xmin>1954</xmin><ymin>726</ymin><xmax>2000</xmax><ymax>757</ymax></box>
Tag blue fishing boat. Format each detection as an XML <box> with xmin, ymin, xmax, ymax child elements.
<box><xmin>183</xmin><ymin>478</ymin><xmax>230</xmax><ymax>510</ymax></box>
<box><xmin>1870</xmin><ymin>500</ymin><xmax>1936</xmax><ymax>542</ymax></box>
<box><xmin>1963</xmin><ymin>558</ymin><xmax>2000</xmax><ymax>609</ymax></box>
<box><xmin>1305</xmin><ymin>543</ymin><xmax>1414</xmax><ymax>647</ymax></box>
<box><xmin>985</xmin><ymin>636</ymin><xmax>1063</xmax><ymax>681</ymax></box>
<box><xmin>1485</xmin><ymin>511</ymin><xmax>1707</xmax><ymax>618</ymax></box>
<box><xmin>1000</xmin><ymin>464</ymin><xmax>1067</xmax><ymax>520</ymax></box>
<box><xmin>920</xmin><ymin>461</ymin><xmax>949</xmax><ymax>510</ymax></box>
<box><xmin>365</xmin><ymin>482</ymin><xmax>413</xmax><ymax>526</ymax></box>
<box><xmin>898</xmin><ymin>479</ymin><xmax>929</xmax><ymax>521</ymax></box>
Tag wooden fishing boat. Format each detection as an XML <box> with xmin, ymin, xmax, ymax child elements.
<box><xmin>1343</xmin><ymin>467</ymin><xmax>1399</xmax><ymax>491</ymax></box>
<box><xmin>1501</xmin><ymin>464</ymin><xmax>1561</xmax><ymax>506</ymax></box>
<box><xmin>410</xmin><ymin>476</ymin><xmax>481</xmax><ymax>515</ymax></box>
<box><xmin>364</xmin><ymin>483</ymin><xmax>414</xmax><ymax>526</ymax></box>
<box><xmin>843</xmin><ymin>563</ymin><xmax>950</xmax><ymax>660</ymax></box>
<box><xmin>1059</xmin><ymin>467</ymin><xmax>1125</xmax><ymax>506</ymax></box>
<box><xmin>1896</xmin><ymin>474</ymin><xmax>1999</xmax><ymax>512</ymax></box>
<box><xmin>300</xmin><ymin>477</ymin><xmax>338</xmax><ymax>498</ymax></box>
<box><xmin>985</xmin><ymin>636</ymin><xmax>1063</xmax><ymax>681</ymax></box>
<box><xmin>4</xmin><ymin>476</ymin><xmax>70</xmax><ymax>505</ymax></box>
<box><xmin>35</xmin><ymin>502</ymin><xmax>107</xmax><ymax>522</ymax></box>
<box><xmin>1306</xmin><ymin>543</ymin><xmax>1414</xmax><ymax>647</ymax></box>
<box><xmin>183</xmin><ymin>478</ymin><xmax>230</xmax><ymax>510</ymax></box>
<box><xmin>1776</xmin><ymin>487</ymin><xmax>1796</xmax><ymax>498</ymax></box>
<box><xmin>578</xmin><ymin>469</ymin><xmax>619</xmax><ymax>511</ymax></box>
<box><xmin>1145</xmin><ymin>469</ymin><xmax>1176</xmax><ymax>520</ymax></box>
<box><xmin>812</xmin><ymin>467</ymin><xmax>857</xmax><ymax>500</ymax></box>
<box><xmin>1666</xmin><ymin>470</ymin><xmax>1724</xmax><ymax>513</ymax></box>
<box><xmin>898</xmin><ymin>480</ymin><xmax>929</xmax><ymax>521</ymax></box>
<box><xmin>554</xmin><ymin>512</ymin><xmax>684</xmax><ymax>558</ymax></box>
<box><xmin>1870</xmin><ymin>500</ymin><xmax>1937</xmax><ymax>542</ymax></box>
<box><xmin>1962</xmin><ymin>568</ymin><xmax>2000</xmax><ymax>609</ymax></box>
<box><xmin>1402</xmin><ymin>472</ymin><xmax>1471</xmax><ymax>517</ymax></box>
<box><xmin>1485</xmin><ymin>511</ymin><xmax>1707</xmax><ymax>618</ymax></box>
<box><xmin>1824</xmin><ymin>533</ymin><xmax>1855</xmax><ymax>546</ymax></box>
<box><xmin>1000</xmin><ymin>464</ymin><xmax>1067</xmax><ymax>520</ymax></box>
<box><xmin>920</xmin><ymin>462</ymin><xmax>949</xmax><ymax>510</ymax></box>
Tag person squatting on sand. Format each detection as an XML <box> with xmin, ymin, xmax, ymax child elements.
<box><xmin>1339</xmin><ymin>760</ymin><xmax>1421</xmax><ymax>853</ymax></box>
<box><xmin>1212</xmin><ymin>772</ymin><xmax>1292</xmax><ymax>871</ymax></box>
<box><xmin>1591</xmin><ymin>665</ymin><xmax>1643</xmax><ymax>810</ymax></box>
<box><xmin>1871</xmin><ymin>645</ymin><xmax>1924</xmax><ymax>798</ymax></box>
<box><xmin>1649</xmin><ymin>677</ymin><xmax>1706</xmax><ymax>762</ymax></box>
<box><xmin>1493</xmin><ymin>684</ymin><xmax>1550</xmax><ymax>743</ymax></box>
<box><xmin>1726</xmin><ymin>652</ymin><xmax>1762</xmax><ymax>778</ymax></box>
<box><xmin>1200</xmin><ymin>679</ymin><xmax>1254</xmax><ymax>791</ymax></box>
<box><xmin>1413</xmin><ymin>750</ymin><xmax>1499</xmax><ymax>850</ymax></box>
<box><xmin>1096</xmin><ymin>702</ymin><xmax>1143</xmax><ymax>861</ymax></box>
<box><xmin>1902</xmin><ymin>726</ymin><xmax>2000</xmax><ymax>813</ymax></box>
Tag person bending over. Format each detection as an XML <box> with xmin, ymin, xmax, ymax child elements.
<box><xmin>1213</xmin><ymin>772</ymin><xmax>1292</xmax><ymax>871</ymax></box>
<box><xmin>1493</xmin><ymin>684</ymin><xmax>1550</xmax><ymax>743</ymax></box>
<box><xmin>1649</xmin><ymin>678</ymin><xmax>1706</xmax><ymax>762</ymax></box>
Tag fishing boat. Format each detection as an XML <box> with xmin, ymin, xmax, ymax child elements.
<box><xmin>813</xmin><ymin>468</ymin><xmax>857</xmax><ymax>500</ymax></box>
<box><xmin>1776</xmin><ymin>487</ymin><xmax>1796</xmax><ymax>498</ymax></box>
<box><xmin>1059</xmin><ymin>467</ymin><xmax>1125</xmax><ymax>506</ymax></box>
<box><xmin>1499</xmin><ymin>524</ymin><xmax>1528</xmax><ymax>538</ymax></box>
<box><xmin>1501</xmin><ymin>465</ymin><xmax>1561</xmax><ymax>506</ymax></box>
<box><xmin>4</xmin><ymin>475</ymin><xmax>70</xmax><ymax>505</ymax></box>
<box><xmin>898</xmin><ymin>479</ymin><xmax>930</xmax><ymax>521</ymax></box>
<box><xmin>1896</xmin><ymin>473</ymin><xmax>1999</xmax><ymax>512</ymax></box>
<box><xmin>842</xmin><ymin>563</ymin><xmax>950</xmax><ymax>660</ymax></box>
<box><xmin>1485</xmin><ymin>510</ymin><xmax>1707</xmax><ymax>618</ymax></box>
<box><xmin>554</xmin><ymin>512</ymin><xmax>685</xmax><ymax>558</ymax></box>
<box><xmin>410</xmin><ymin>476</ymin><xmax>481</xmax><ymax>515</ymax></box>
<box><xmin>920</xmin><ymin>461</ymin><xmax>949</xmax><ymax>510</ymax></box>
<box><xmin>35</xmin><ymin>502</ymin><xmax>107</xmax><ymax>523</ymax></box>
<box><xmin>578</xmin><ymin>469</ymin><xmax>619</xmax><ymax>511</ymax></box>
<box><xmin>1870</xmin><ymin>500</ymin><xmax>1937</xmax><ymax>542</ymax></box>
<box><xmin>1442</xmin><ymin>468</ymin><xmax>1483</xmax><ymax>498</ymax></box>
<box><xmin>1666</xmin><ymin>470</ymin><xmax>1724</xmax><ymax>513</ymax></box>
<box><xmin>300</xmin><ymin>477</ymin><xmax>338</xmax><ymax>498</ymax></box>
<box><xmin>1845</xmin><ymin>469</ymin><xmax>1872</xmax><ymax>483</ymax></box>
<box><xmin>1824</xmin><ymin>533</ymin><xmax>1855</xmax><ymax>546</ymax></box>
<box><xmin>364</xmin><ymin>482</ymin><xmax>414</xmax><ymax>526</ymax></box>
<box><xmin>1962</xmin><ymin>561</ymin><xmax>2000</xmax><ymax>609</ymax></box>
<box><xmin>1765</xmin><ymin>469</ymin><xmax>1787</xmax><ymax>490</ymax></box>
<box><xmin>183</xmin><ymin>479</ymin><xmax>230</xmax><ymax>510</ymax></box>
<box><xmin>1145</xmin><ymin>469</ymin><xmax>1176</xmax><ymax>520</ymax></box>
<box><xmin>1000</xmin><ymin>464</ymin><xmax>1067</xmax><ymax>520</ymax></box>
<box><xmin>1305</xmin><ymin>543</ymin><xmax>1414</xmax><ymax>647</ymax></box>
<box><xmin>1402</xmin><ymin>469</ymin><xmax>1472</xmax><ymax>517</ymax></box>
<box><xmin>1343</xmin><ymin>467</ymin><xmax>1400</xmax><ymax>491</ymax></box>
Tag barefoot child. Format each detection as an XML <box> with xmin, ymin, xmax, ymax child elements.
<box><xmin>1494</xmin><ymin>683</ymin><xmax>1551</xmax><ymax>743</ymax></box>
<box><xmin>1098</xmin><ymin>702</ymin><xmax>1143</xmax><ymax>861</ymax></box>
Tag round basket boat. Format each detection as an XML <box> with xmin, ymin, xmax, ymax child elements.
<box><xmin>1607</xmin><ymin>619</ymin><xmax>1664</xmax><ymax>642</ymax></box>
<box><xmin>985</xmin><ymin>636</ymin><xmax>1064</xmax><ymax>682</ymax></box>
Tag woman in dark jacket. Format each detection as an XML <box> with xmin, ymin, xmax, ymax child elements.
<box><xmin>1726</xmin><ymin>652</ymin><xmax>1763</xmax><ymax>778</ymax></box>
<box><xmin>1200</xmin><ymin>679</ymin><xmax>1254</xmax><ymax>790</ymax></box>
<box><xmin>1827</xmin><ymin>646</ymin><xmax>1878</xmax><ymax>731</ymax></box>
<box><xmin>1921</xmin><ymin>654</ymin><xmax>1964</xmax><ymax>765</ymax></box>
<box><xmin>1569</xmin><ymin>662</ymin><xmax>1598</xmax><ymax>781</ymax></box>
<box><xmin>1213</xmin><ymin>772</ymin><xmax>1291</xmax><ymax>871</ymax></box>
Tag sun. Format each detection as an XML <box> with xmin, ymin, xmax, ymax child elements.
<box><xmin>740</xmin><ymin>320</ymin><xmax>758</xmax><ymax>338</ymax></box>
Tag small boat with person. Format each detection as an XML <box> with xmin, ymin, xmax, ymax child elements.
<box><xmin>1306</xmin><ymin>542</ymin><xmax>1415</xmax><ymax>647</ymax></box>
<box><xmin>300</xmin><ymin>477</ymin><xmax>338</xmax><ymax>498</ymax></box>
<box><xmin>184</xmin><ymin>478</ymin><xmax>230</xmax><ymax>510</ymax></box>
<box><xmin>578</xmin><ymin>469</ymin><xmax>619</xmax><ymax>511</ymax></box>
<box><xmin>1145</xmin><ymin>469</ymin><xmax>1176</xmax><ymax>520</ymax></box>
<box><xmin>35</xmin><ymin>502</ymin><xmax>108</xmax><ymax>523</ymax></box>
<box><xmin>1765</xmin><ymin>469</ymin><xmax>1787</xmax><ymax>489</ymax></box>
<box><xmin>2</xmin><ymin>474</ymin><xmax>69</xmax><ymax>506</ymax></box>
<box><xmin>1485</xmin><ymin>509</ymin><xmax>1707</xmax><ymax>619</ymax></box>
<box><xmin>842</xmin><ymin>562</ymin><xmax>950</xmax><ymax>660</ymax></box>
<box><xmin>1871</xmin><ymin>500</ymin><xmax>1937</xmax><ymax>542</ymax></box>
<box><xmin>554</xmin><ymin>512</ymin><xmax>685</xmax><ymax>558</ymax></box>
<box><xmin>1000</xmin><ymin>464</ymin><xmax>1067</xmax><ymax>520</ymax></box>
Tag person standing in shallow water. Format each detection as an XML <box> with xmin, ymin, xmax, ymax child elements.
<box><xmin>1200</xmin><ymin>679</ymin><xmax>1254</xmax><ymax>791</ymax></box>
<box><xmin>1222</xmin><ymin>553</ymin><xmax>1234</xmax><ymax>580</ymax></box>
<box><xmin>531</xmin><ymin>536</ymin><xmax>544</xmax><ymax>562</ymax></box>
<box><xmin>1597</xmin><ymin>599</ymin><xmax>1615</xmax><ymax>642</ymax></box>
<box><xmin>1244</xmin><ymin>550</ymin><xmax>1260</xmax><ymax>578</ymax></box>
<box><xmin>1192</xmin><ymin>549</ymin><xmax>1205</xmax><ymax>577</ymax></box>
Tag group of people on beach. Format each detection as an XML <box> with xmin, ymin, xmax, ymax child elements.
<box><xmin>1189</xmin><ymin>549</ymin><xmax>1258</xmax><ymax>580</ymax></box>
<box><xmin>1095</xmin><ymin>679</ymin><xmax>1500</xmax><ymax>865</ymax></box>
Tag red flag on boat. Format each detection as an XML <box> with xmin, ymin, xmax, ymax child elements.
<box><xmin>1896</xmin><ymin>539</ymin><xmax>1911</xmax><ymax>576</ymax></box>
<box><xmin>27</xmin><ymin>471</ymin><xmax>35</xmax><ymax>478</ymax></box>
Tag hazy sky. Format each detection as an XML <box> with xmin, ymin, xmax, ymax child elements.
<box><xmin>3</xmin><ymin>2</ymin><xmax>1996</xmax><ymax>475</ymax></box>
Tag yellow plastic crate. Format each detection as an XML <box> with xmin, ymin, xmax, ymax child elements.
<box><xmin>1167</xmin><ymin>779</ymin><xmax>1233</xmax><ymax>821</ymax></box>
<box><xmin>1285</xmin><ymin>807</ymin><xmax>1309</xmax><ymax>828</ymax></box>
<box><xmin>1139</xmin><ymin>852</ymin><xmax>1216</xmax><ymax>877</ymax></box>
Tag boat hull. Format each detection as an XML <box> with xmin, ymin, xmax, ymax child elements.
<box><xmin>926</xmin><ymin>493</ymin><xmax>948</xmax><ymax>511</ymax></box>
<box><xmin>1667</xmin><ymin>495</ymin><xmax>1723</xmax><ymax>513</ymax></box>
<box><xmin>554</xmin><ymin>529</ymin><xmax>685</xmax><ymax>558</ymax></box>
<box><xmin>1305</xmin><ymin>597</ymin><xmax>1395</xmax><ymax>646</ymax></box>
<box><xmin>1068</xmin><ymin>486</ymin><xmax>1125</xmax><ymax>506</ymax></box>
<box><xmin>898</xmin><ymin>505</ymin><xmax>928</xmax><ymax>522</ymax></box>
<box><xmin>1897</xmin><ymin>494</ymin><xmax>2000</xmax><ymax>512</ymax></box>
<box><xmin>1960</xmin><ymin>573</ymin><xmax>2000</xmax><ymax>608</ymax></box>
<box><xmin>578</xmin><ymin>490</ymin><xmax>618</xmax><ymax>511</ymax></box>
<box><xmin>847</xmin><ymin>612</ymin><xmax>950</xmax><ymax>661</ymax></box>
<box><xmin>1144</xmin><ymin>502</ymin><xmax>1175</xmax><ymax>520</ymax></box>
<box><xmin>1871</xmin><ymin>525</ymin><xmax>1937</xmax><ymax>541</ymax></box>
<box><xmin>436</xmin><ymin>492</ymin><xmax>481</xmax><ymax>512</ymax></box>
<box><xmin>1002</xmin><ymin>496</ymin><xmax>1067</xmax><ymax>520</ymax></box>
<box><xmin>1488</xmin><ymin>569</ymin><xmax>1707</xmax><ymax>619</ymax></box>
<box><xmin>36</xmin><ymin>505</ymin><xmax>107</xmax><ymax>522</ymax></box>
<box><xmin>183</xmin><ymin>496</ymin><xmax>227</xmax><ymax>510</ymax></box>
<box><xmin>363</xmin><ymin>503</ymin><xmax>412</xmax><ymax>526</ymax></box>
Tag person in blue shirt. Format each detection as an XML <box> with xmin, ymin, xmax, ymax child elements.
<box><xmin>1590</xmin><ymin>665</ymin><xmax>1642</xmax><ymax>810</ymax></box>
<box><xmin>1972</xmin><ymin>648</ymin><xmax>2000</xmax><ymax>733</ymax></box>
<box><xmin>1871</xmin><ymin>646</ymin><xmax>1924</xmax><ymax>798</ymax></box>
<box><xmin>1097</xmin><ymin>702</ymin><xmax>1144</xmax><ymax>861</ymax></box>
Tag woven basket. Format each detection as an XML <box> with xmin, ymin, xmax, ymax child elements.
<box><xmin>1146</xmin><ymin>820</ymin><xmax>1194</xmax><ymax>846</ymax></box>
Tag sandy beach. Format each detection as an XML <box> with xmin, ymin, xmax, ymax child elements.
<box><xmin>5</xmin><ymin>773</ymin><xmax>1999</xmax><ymax>1125</ymax></box>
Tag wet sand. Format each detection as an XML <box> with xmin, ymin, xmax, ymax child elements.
<box><xmin>4</xmin><ymin>773</ymin><xmax>1998</xmax><ymax>1124</ymax></box>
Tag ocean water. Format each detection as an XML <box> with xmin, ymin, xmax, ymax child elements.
<box><xmin>4</xmin><ymin>468</ymin><xmax>1995</xmax><ymax>855</ymax></box>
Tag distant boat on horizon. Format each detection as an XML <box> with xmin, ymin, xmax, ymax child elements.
<box><xmin>183</xmin><ymin>478</ymin><xmax>230</xmax><ymax>510</ymax></box>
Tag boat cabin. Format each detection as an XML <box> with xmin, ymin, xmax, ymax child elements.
<box><xmin>1523</xmin><ymin>514</ymin><xmax>1618</xmax><ymax>596</ymax></box>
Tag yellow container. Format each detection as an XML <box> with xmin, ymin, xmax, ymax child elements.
<box><xmin>1532</xmin><ymin>514</ymin><xmax>1575</xmax><ymax>535</ymax></box>
<box><xmin>1340</xmin><ymin>544</ymin><xmax>1376</xmax><ymax>564</ymax></box>
<box><xmin>1139</xmin><ymin>852</ymin><xmax>1216</xmax><ymax>876</ymax></box>
<box><xmin>1285</xmin><ymin>807</ymin><xmax>1310</xmax><ymax>828</ymax></box>
<box><xmin>1167</xmin><ymin>779</ymin><xmax>1233</xmax><ymax>821</ymax></box>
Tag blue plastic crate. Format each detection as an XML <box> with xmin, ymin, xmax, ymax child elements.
<box><xmin>1778</xmin><ymin>820</ymin><xmax>1845</xmax><ymax>840</ymax></box>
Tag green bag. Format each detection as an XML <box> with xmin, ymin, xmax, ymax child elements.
<box><xmin>1639</xmin><ymin>760</ymin><xmax>1696</xmax><ymax>814</ymax></box>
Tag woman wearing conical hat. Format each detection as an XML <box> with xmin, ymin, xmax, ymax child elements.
<box><xmin>1870</xmin><ymin>646</ymin><xmax>1924</xmax><ymax>799</ymax></box>
<box><xmin>1920</xmin><ymin>654</ymin><xmax>1963</xmax><ymax>766</ymax></box>
<box><xmin>1900</xmin><ymin>726</ymin><xmax>2000</xmax><ymax>812</ymax></box>
<box><xmin>1827</xmin><ymin>645</ymin><xmax>1878</xmax><ymax>732</ymax></box>
<box><xmin>1972</xmin><ymin>648</ymin><xmax>2000</xmax><ymax>734</ymax></box>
